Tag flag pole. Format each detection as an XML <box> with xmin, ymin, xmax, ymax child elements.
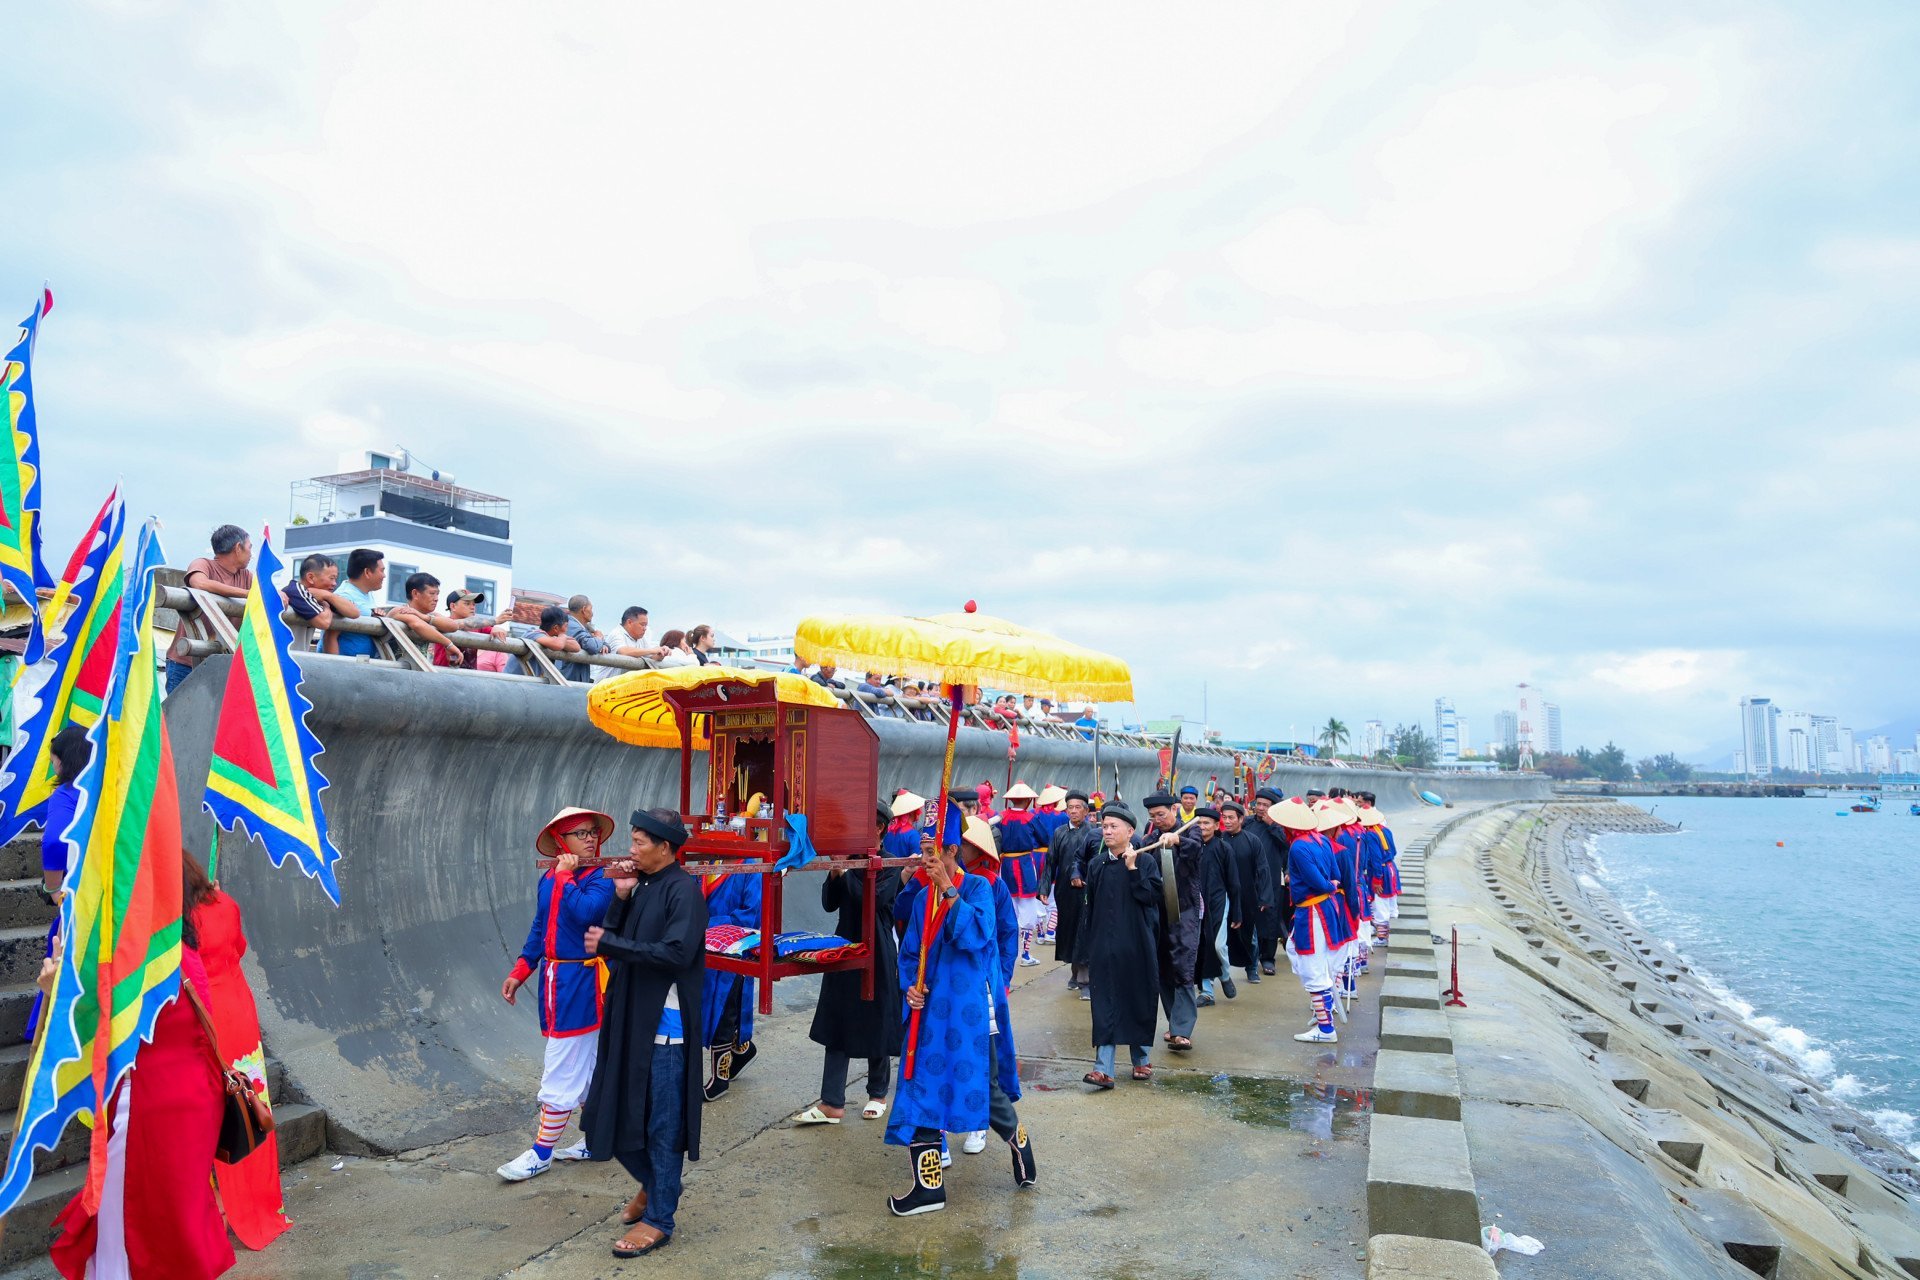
<box><xmin>903</xmin><ymin>682</ymin><xmax>963</xmax><ymax>1081</ymax></box>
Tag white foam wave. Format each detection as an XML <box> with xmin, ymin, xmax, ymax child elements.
<box><xmin>1870</xmin><ymin>1109</ymin><xmax>1919</xmax><ymax>1144</ymax></box>
<box><xmin>1831</xmin><ymin>1074</ymin><xmax>1887</xmax><ymax>1101</ymax></box>
<box><xmin>1746</xmin><ymin>1014</ymin><xmax>1837</xmax><ymax>1083</ymax></box>
<box><xmin>1577</xmin><ymin>873</ymin><xmax>1603</xmax><ymax>893</ymax></box>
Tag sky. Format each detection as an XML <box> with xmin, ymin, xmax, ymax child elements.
<box><xmin>6</xmin><ymin>1</ymin><xmax>1919</xmax><ymax>761</ymax></box>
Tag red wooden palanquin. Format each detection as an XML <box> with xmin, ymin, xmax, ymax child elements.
<box><xmin>660</xmin><ymin>675</ymin><xmax>905</xmax><ymax>1013</ymax></box>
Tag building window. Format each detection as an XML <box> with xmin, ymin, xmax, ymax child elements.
<box><xmin>465</xmin><ymin>577</ymin><xmax>497</xmax><ymax>609</ymax></box>
<box><xmin>388</xmin><ymin>563</ymin><xmax>418</xmax><ymax>603</ymax></box>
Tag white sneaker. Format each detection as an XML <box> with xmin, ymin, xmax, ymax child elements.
<box><xmin>497</xmin><ymin>1149</ymin><xmax>552</xmax><ymax>1181</ymax></box>
<box><xmin>962</xmin><ymin>1130</ymin><xmax>988</xmax><ymax>1154</ymax></box>
<box><xmin>940</xmin><ymin>1143</ymin><xmax>953</xmax><ymax>1169</ymax></box>
<box><xmin>1293</xmin><ymin>1027</ymin><xmax>1339</xmax><ymax>1043</ymax></box>
<box><xmin>552</xmin><ymin>1139</ymin><xmax>590</xmax><ymax>1161</ymax></box>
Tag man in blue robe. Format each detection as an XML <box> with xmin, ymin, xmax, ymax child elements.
<box><xmin>700</xmin><ymin>864</ymin><xmax>761</xmax><ymax>1101</ymax></box>
<box><xmin>886</xmin><ymin>817</ymin><xmax>1035</xmax><ymax>1215</ymax></box>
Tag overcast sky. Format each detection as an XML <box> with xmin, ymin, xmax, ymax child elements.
<box><xmin>7</xmin><ymin>2</ymin><xmax>1917</xmax><ymax>758</ymax></box>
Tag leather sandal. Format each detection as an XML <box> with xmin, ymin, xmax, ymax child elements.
<box><xmin>612</xmin><ymin>1223</ymin><xmax>669</xmax><ymax>1258</ymax></box>
<box><xmin>620</xmin><ymin>1189</ymin><xmax>648</xmax><ymax>1226</ymax></box>
<box><xmin>1082</xmin><ymin>1071</ymin><xmax>1116</xmax><ymax>1090</ymax></box>
<box><xmin>1168</xmin><ymin>1036</ymin><xmax>1193</xmax><ymax>1053</ymax></box>
<box><xmin>1131</xmin><ymin>1064</ymin><xmax>1153</xmax><ymax>1081</ymax></box>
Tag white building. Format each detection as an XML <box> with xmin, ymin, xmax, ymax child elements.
<box><xmin>1362</xmin><ymin>720</ymin><xmax>1387</xmax><ymax>757</ymax></box>
<box><xmin>286</xmin><ymin>451</ymin><xmax>512</xmax><ymax>609</ymax></box>
<box><xmin>1740</xmin><ymin>697</ymin><xmax>1779</xmax><ymax>777</ymax></box>
<box><xmin>1778</xmin><ymin>711</ymin><xmax>1814</xmax><ymax>774</ymax></box>
<box><xmin>1493</xmin><ymin>710</ymin><xmax>1517</xmax><ymax>748</ymax></box>
<box><xmin>1867</xmin><ymin>735</ymin><xmax>1893</xmax><ymax>773</ymax></box>
<box><xmin>1895</xmin><ymin>748</ymin><xmax>1920</xmax><ymax>775</ymax></box>
<box><xmin>1456</xmin><ymin>717</ymin><xmax>1472</xmax><ymax>756</ymax></box>
<box><xmin>1435</xmin><ymin>698</ymin><xmax>1460</xmax><ymax>763</ymax></box>
<box><xmin>1544</xmin><ymin>703</ymin><xmax>1563</xmax><ymax>754</ymax></box>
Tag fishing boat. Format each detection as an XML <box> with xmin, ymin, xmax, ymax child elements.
<box><xmin>1850</xmin><ymin>799</ymin><xmax>1880</xmax><ymax>813</ymax></box>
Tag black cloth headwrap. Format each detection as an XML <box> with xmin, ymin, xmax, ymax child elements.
<box><xmin>948</xmin><ymin>788</ymin><xmax>977</xmax><ymax>804</ymax></box>
<box><xmin>1220</xmin><ymin>800</ymin><xmax>1247</xmax><ymax>816</ymax></box>
<box><xmin>630</xmin><ymin>809</ymin><xmax>689</xmax><ymax>849</ymax></box>
<box><xmin>1194</xmin><ymin>806</ymin><xmax>1221</xmax><ymax>821</ymax></box>
<box><xmin>1142</xmin><ymin>792</ymin><xmax>1177</xmax><ymax>809</ymax></box>
<box><xmin>1065</xmin><ymin>790</ymin><xmax>1090</xmax><ymax>805</ymax></box>
<box><xmin>1254</xmin><ymin>786</ymin><xmax>1285</xmax><ymax>803</ymax></box>
<box><xmin>1100</xmin><ymin>804</ymin><xmax>1138</xmax><ymax>830</ymax></box>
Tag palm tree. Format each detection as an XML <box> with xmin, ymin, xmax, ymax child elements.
<box><xmin>1318</xmin><ymin>718</ymin><xmax>1350</xmax><ymax>758</ymax></box>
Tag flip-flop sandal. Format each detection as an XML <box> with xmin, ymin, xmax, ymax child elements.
<box><xmin>793</xmin><ymin>1105</ymin><xmax>843</xmax><ymax>1125</ymax></box>
<box><xmin>862</xmin><ymin>1100</ymin><xmax>888</xmax><ymax>1120</ymax></box>
<box><xmin>612</xmin><ymin>1227</ymin><xmax>670</xmax><ymax>1258</ymax></box>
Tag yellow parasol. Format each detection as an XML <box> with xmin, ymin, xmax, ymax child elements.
<box><xmin>792</xmin><ymin>611</ymin><xmax>1133</xmax><ymax>703</ymax></box>
<box><xmin>587</xmin><ymin>665</ymin><xmax>840</xmax><ymax>750</ymax></box>
<box><xmin>793</xmin><ymin>605</ymin><xmax>1132</xmax><ymax>1080</ymax></box>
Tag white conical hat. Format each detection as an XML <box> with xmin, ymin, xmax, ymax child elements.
<box><xmin>1036</xmin><ymin>784</ymin><xmax>1068</xmax><ymax>807</ymax></box>
<box><xmin>1004</xmin><ymin>782</ymin><xmax>1039</xmax><ymax>801</ymax></box>
<box><xmin>891</xmin><ymin>790</ymin><xmax>927</xmax><ymax>818</ymax></box>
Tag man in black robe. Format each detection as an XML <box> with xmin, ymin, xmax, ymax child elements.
<box><xmin>1046</xmin><ymin>790</ymin><xmax>1101</xmax><ymax>990</ymax></box>
<box><xmin>1248</xmin><ymin>787</ymin><xmax>1293</xmax><ymax>981</ymax></box>
<box><xmin>1073</xmin><ymin>804</ymin><xmax>1161</xmax><ymax>1088</ymax></box>
<box><xmin>1194</xmin><ymin>807</ymin><xmax>1241</xmax><ymax>1006</ymax></box>
<box><xmin>1138</xmin><ymin>792</ymin><xmax>1204</xmax><ymax>1052</ymax></box>
<box><xmin>1219</xmin><ymin>801</ymin><xmax>1274</xmax><ymax>980</ymax></box>
<box><xmin>582</xmin><ymin>807</ymin><xmax>708</xmax><ymax>1259</ymax></box>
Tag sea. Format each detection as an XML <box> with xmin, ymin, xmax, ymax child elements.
<box><xmin>1591</xmin><ymin>795</ymin><xmax>1920</xmax><ymax>1150</ymax></box>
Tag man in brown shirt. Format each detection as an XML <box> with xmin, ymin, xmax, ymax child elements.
<box><xmin>165</xmin><ymin>524</ymin><xmax>254</xmax><ymax>694</ymax></box>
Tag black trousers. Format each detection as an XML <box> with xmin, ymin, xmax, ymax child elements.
<box><xmin>821</xmin><ymin>1051</ymin><xmax>893</xmax><ymax>1108</ymax></box>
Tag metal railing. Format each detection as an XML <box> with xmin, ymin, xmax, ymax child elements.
<box><xmin>157</xmin><ymin>582</ymin><xmax>1243</xmax><ymax>761</ymax></box>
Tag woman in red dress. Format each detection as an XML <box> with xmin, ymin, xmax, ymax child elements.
<box><xmin>47</xmin><ymin>873</ymin><xmax>235</xmax><ymax>1278</ymax></box>
<box><xmin>188</xmin><ymin>854</ymin><xmax>291</xmax><ymax>1250</ymax></box>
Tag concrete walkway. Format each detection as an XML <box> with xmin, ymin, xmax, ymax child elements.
<box><xmin>7</xmin><ymin>808</ymin><xmax>1470</xmax><ymax>1280</ymax></box>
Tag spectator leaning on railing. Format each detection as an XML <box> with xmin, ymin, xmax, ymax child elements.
<box><xmin>334</xmin><ymin>549</ymin><xmax>386</xmax><ymax>659</ymax></box>
<box><xmin>507</xmin><ymin>606</ymin><xmax>583</xmax><ymax>677</ymax></box>
<box><xmin>655</xmin><ymin>630</ymin><xmax>698</xmax><ymax>669</ymax></box>
<box><xmin>562</xmin><ymin>595</ymin><xmax>610</xmax><ymax>683</ymax></box>
<box><xmin>166</xmin><ymin>524</ymin><xmax>255</xmax><ymax>694</ymax></box>
<box><xmin>387</xmin><ymin>572</ymin><xmax>461</xmax><ymax>650</ymax></box>
<box><xmin>282</xmin><ymin>552</ymin><xmax>360</xmax><ymax>656</ymax></box>
<box><xmin>611</xmin><ymin>606</ymin><xmax>667</xmax><ymax>667</ymax></box>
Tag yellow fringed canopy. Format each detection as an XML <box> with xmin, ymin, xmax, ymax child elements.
<box><xmin>587</xmin><ymin>665</ymin><xmax>841</xmax><ymax>749</ymax></box>
<box><xmin>792</xmin><ymin>612</ymin><xmax>1133</xmax><ymax>703</ymax></box>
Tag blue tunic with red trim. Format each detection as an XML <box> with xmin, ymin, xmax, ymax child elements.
<box><xmin>901</xmin><ymin>860</ymin><xmax>1018</xmax><ymax>988</ymax></box>
<box><xmin>1332</xmin><ymin>825</ymin><xmax>1370</xmax><ymax>930</ymax></box>
<box><xmin>516</xmin><ymin>867</ymin><xmax>617</xmax><ymax>1037</ymax></box>
<box><xmin>1286</xmin><ymin>831</ymin><xmax>1354</xmax><ymax>954</ymax></box>
<box><xmin>886</xmin><ymin>867</ymin><xmax>1021</xmax><ymax>1145</ymax></box>
<box><xmin>997</xmin><ymin>809</ymin><xmax>1044</xmax><ymax>900</ymax></box>
<box><xmin>1366</xmin><ymin>827</ymin><xmax>1400</xmax><ymax>897</ymax></box>
<box><xmin>701</xmin><ymin>870</ymin><xmax>760</xmax><ymax>1046</ymax></box>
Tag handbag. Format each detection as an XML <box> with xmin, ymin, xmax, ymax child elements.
<box><xmin>183</xmin><ymin>981</ymin><xmax>276</xmax><ymax>1163</ymax></box>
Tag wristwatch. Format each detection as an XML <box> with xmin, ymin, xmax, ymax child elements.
<box><xmin>941</xmin><ymin>886</ymin><xmax>959</xmax><ymax>900</ymax></box>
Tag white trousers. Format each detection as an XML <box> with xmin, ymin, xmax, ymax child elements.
<box><xmin>537</xmin><ymin>1030</ymin><xmax>599</xmax><ymax>1110</ymax></box>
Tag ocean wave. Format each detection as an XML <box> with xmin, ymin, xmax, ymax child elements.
<box><xmin>1748</xmin><ymin>1014</ymin><xmax>1839</xmax><ymax>1082</ymax></box>
<box><xmin>1831</xmin><ymin>1074</ymin><xmax>1889</xmax><ymax>1101</ymax></box>
<box><xmin>1870</xmin><ymin>1110</ymin><xmax>1918</xmax><ymax>1144</ymax></box>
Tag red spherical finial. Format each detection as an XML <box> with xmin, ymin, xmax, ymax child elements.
<box><xmin>964</xmin><ymin>599</ymin><xmax>978</xmax><ymax>613</ymax></box>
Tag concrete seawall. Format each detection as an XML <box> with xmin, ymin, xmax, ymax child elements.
<box><xmin>161</xmin><ymin>657</ymin><xmax>1550</xmax><ymax>1154</ymax></box>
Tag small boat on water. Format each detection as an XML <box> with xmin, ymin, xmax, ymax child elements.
<box><xmin>1910</xmin><ymin>803</ymin><xmax>1920</xmax><ymax>817</ymax></box>
<box><xmin>1850</xmin><ymin>800</ymin><xmax>1880</xmax><ymax>813</ymax></box>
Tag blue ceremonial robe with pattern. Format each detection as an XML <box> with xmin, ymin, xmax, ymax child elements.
<box><xmin>701</xmin><ymin>870</ymin><xmax>760</xmax><ymax>1046</ymax></box>
<box><xmin>886</xmin><ymin>869</ymin><xmax>1021</xmax><ymax>1145</ymax></box>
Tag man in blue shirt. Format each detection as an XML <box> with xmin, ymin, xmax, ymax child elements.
<box><xmin>334</xmin><ymin>548</ymin><xmax>385</xmax><ymax>658</ymax></box>
<box><xmin>562</xmin><ymin>595</ymin><xmax>610</xmax><ymax>682</ymax></box>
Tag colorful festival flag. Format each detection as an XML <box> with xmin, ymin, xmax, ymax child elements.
<box><xmin>202</xmin><ymin>528</ymin><xmax>343</xmax><ymax>905</ymax></box>
<box><xmin>0</xmin><ymin>519</ymin><xmax>183</xmax><ymax>1218</ymax></box>
<box><xmin>0</xmin><ymin>490</ymin><xmax>124</xmax><ymax>846</ymax></box>
<box><xmin>0</xmin><ymin>289</ymin><xmax>56</xmax><ymax>663</ymax></box>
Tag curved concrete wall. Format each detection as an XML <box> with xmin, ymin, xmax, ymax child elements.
<box><xmin>163</xmin><ymin>656</ymin><xmax>1549</xmax><ymax>1152</ymax></box>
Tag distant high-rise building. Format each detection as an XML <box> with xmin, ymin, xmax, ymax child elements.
<box><xmin>1456</xmin><ymin>717</ymin><xmax>1471</xmax><ymax>755</ymax></box>
<box><xmin>1895</xmin><ymin>748</ymin><xmax>1920</xmax><ymax>774</ymax></box>
<box><xmin>1435</xmin><ymin>698</ymin><xmax>1460</xmax><ymax>763</ymax></box>
<box><xmin>1734</xmin><ymin>749</ymin><xmax>1747</xmax><ymax>774</ymax></box>
<box><xmin>1362</xmin><ymin>720</ymin><xmax>1387</xmax><ymax>757</ymax></box>
<box><xmin>1544</xmin><ymin>703</ymin><xmax>1563</xmax><ymax>754</ymax></box>
<box><xmin>1836</xmin><ymin>726</ymin><xmax>1856</xmax><ymax>774</ymax></box>
<box><xmin>1810</xmin><ymin>715</ymin><xmax>1841</xmax><ymax>774</ymax></box>
<box><xmin>1867</xmin><ymin>735</ymin><xmax>1893</xmax><ymax>773</ymax></box>
<box><xmin>1493</xmin><ymin>710</ymin><xmax>1518</xmax><ymax>749</ymax></box>
<box><xmin>1778</xmin><ymin>711</ymin><xmax>1813</xmax><ymax>774</ymax></box>
<box><xmin>1740</xmin><ymin>697</ymin><xmax>1779</xmax><ymax>777</ymax></box>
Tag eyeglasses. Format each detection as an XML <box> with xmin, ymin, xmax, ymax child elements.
<box><xmin>561</xmin><ymin>828</ymin><xmax>601</xmax><ymax>841</ymax></box>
